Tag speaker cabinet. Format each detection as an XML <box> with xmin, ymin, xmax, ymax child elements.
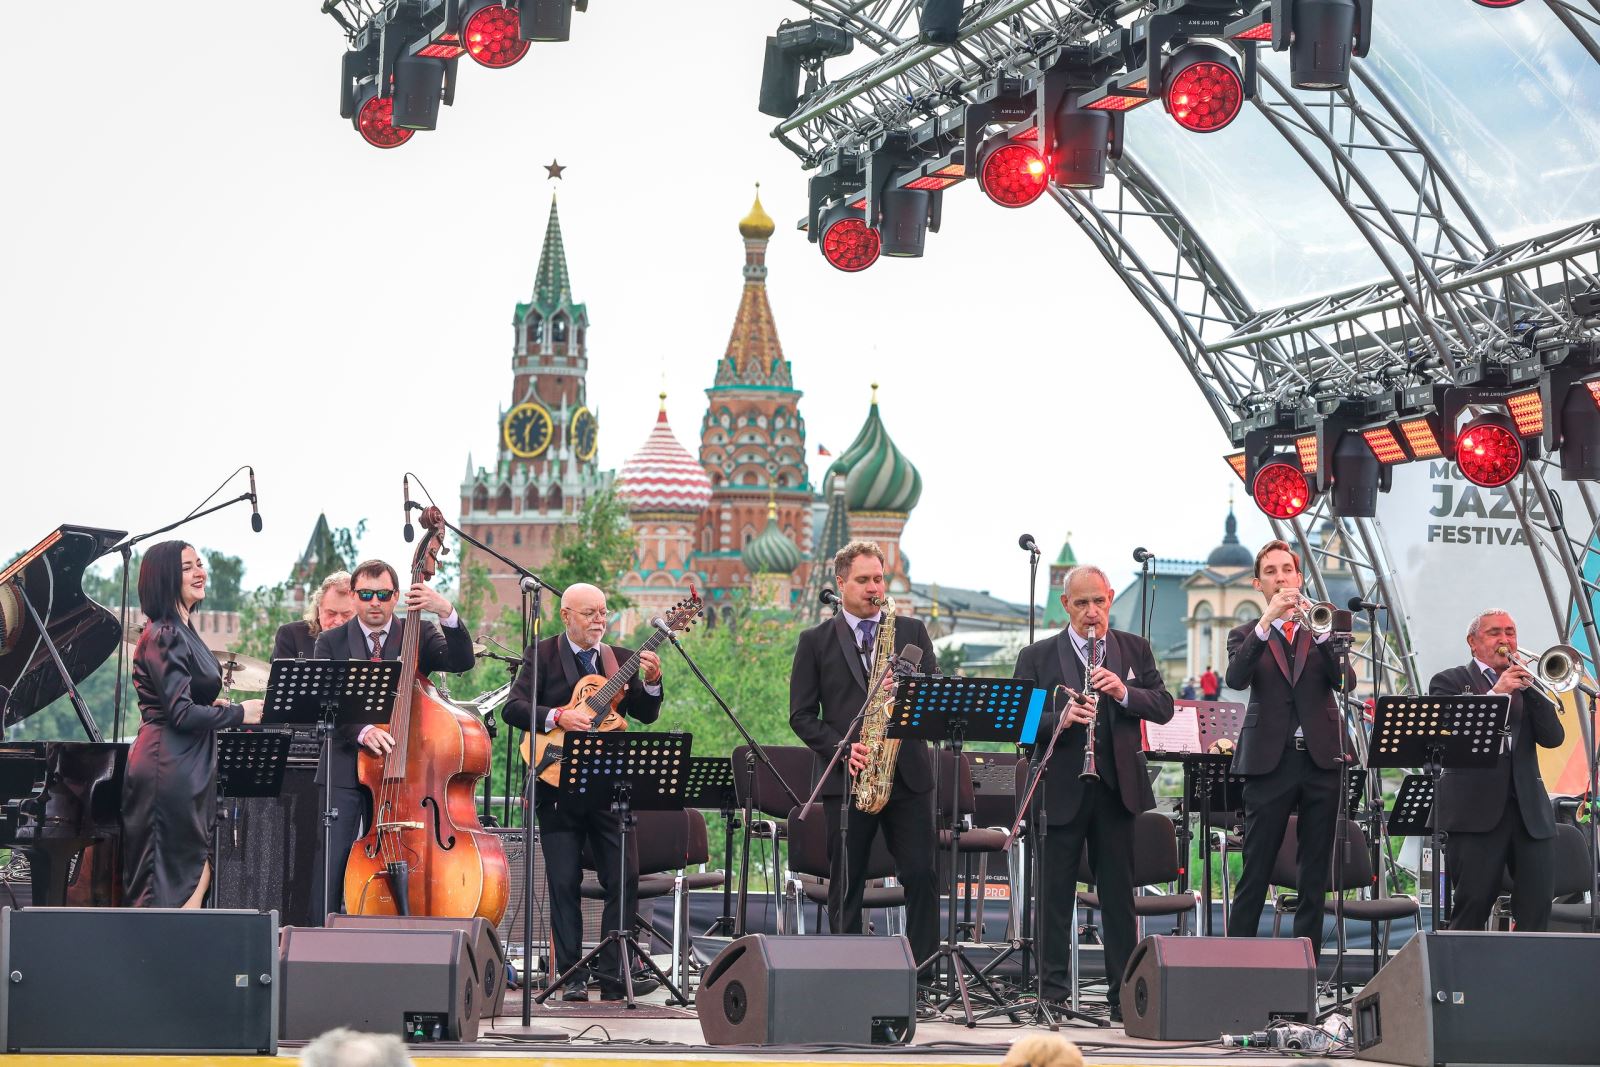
<box><xmin>488</xmin><ymin>825</ymin><xmax>602</xmax><ymax>979</ymax></box>
<box><xmin>215</xmin><ymin>762</ymin><xmax>321</xmax><ymax>928</ymax></box>
<box><xmin>279</xmin><ymin>926</ymin><xmax>479</xmax><ymax>1043</ymax></box>
<box><xmin>1353</xmin><ymin>931</ymin><xmax>1600</xmax><ymax>1066</ymax></box>
<box><xmin>328</xmin><ymin>913</ymin><xmax>507</xmax><ymax>1021</ymax></box>
<box><xmin>0</xmin><ymin>907</ymin><xmax>277</xmax><ymax>1054</ymax></box>
<box><xmin>1121</xmin><ymin>935</ymin><xmax>1317</xmax><ymax>1041</ymax></box>
<box><xmin>698</xmin><ymin>934</ymin><xmax>917</xmax><ymax>1046</ymax></box>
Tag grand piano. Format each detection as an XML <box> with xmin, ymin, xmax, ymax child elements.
<box><xmin>0</xmin><ymin>525</ymin><xmax>130</xmax><ymax>907</ymax></box>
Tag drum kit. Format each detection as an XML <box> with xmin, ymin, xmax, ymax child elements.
<box><xmin>122</xmin><ymin>624</ymin><xmax>271</xmax><ymax>694</ymax></box>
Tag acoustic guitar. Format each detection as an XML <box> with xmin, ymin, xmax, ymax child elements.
<box><xmin>521</xmin><ymin>590</ymin><xmax>702</xmax><ymax>785</ymax></box>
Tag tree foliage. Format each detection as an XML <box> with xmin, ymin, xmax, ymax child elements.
<box><xmin>540</xmin><ymin>487</ymin><xmax>636</xmax><ymax>612</ymax></box>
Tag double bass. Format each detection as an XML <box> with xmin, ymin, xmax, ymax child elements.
<box><xmin>343</xmin><ymin>508</ymin><xmax>508</xmax><ymax>923</ymax></box>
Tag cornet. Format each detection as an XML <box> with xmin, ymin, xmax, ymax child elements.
<box><xmin>1293</xmin><ymin>595</ymin><xmax>1337</xmax><ymax>636</ymax></box>
<box><xmin>1494</xmin><ymin>643</ymin><xmax>1589</xmax><ymax>697</ymax></box>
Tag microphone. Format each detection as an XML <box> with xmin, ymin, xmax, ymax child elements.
<box><xmin>1332</xmin><ymin>609</ymin><xmax>1355</xmax><ymax>635</ymax></box>
<box><xmin>248</xmin><ymin>467</ymin><xmax>262</xmax><ymax>533</ymax></box>
<box><xmin>893</xmin><ymin>645</ymin><xmax>924</xmax><ymax>676</ymax></box>
<box><xmin>1018</xmin><ymin>533</ymin><xmax>1039</xmax><ymax>555</ymax></box>
<box><xmin>1132</xmin><ymin>546</ymin><xmax>1154</xmax><ymax>563</ymax></box>
<box><xmin>819</xmin><ymin>588</ymin><xmax>842</xmax><ymax>608</ymax></box>
<box><xmin>403</xmin><ymin>475</ymin><xmax>415</xmax><ymax>543</ymax></box>
<box><xmin>1347</xmin><ymin>596</ymin><xmax>1386</xmax><ymax>612</ymax></box>
<box><xmin>519</xmin><ymin>576</ymin><xmax>540</xmax><ymax>593</ymax></box>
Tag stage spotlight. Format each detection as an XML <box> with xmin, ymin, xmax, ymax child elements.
<box><xmin>1395</xmin><ymin>413</ymin><xmax>1445</xmax><ymax>460</ymax></box>
<box><xmin>1557</xmin><ymin>379</ymin><xmax>1600</xmax><ymax>479</ymax></box>
<box><xmin>462</xmin><ymin>1</ymin><xmax>530</xmax><ymax>68</ymax></box>
<box><xmin>1455</xmin><ymin>414</ymin><xmax>1525</xmax><ymax>488</ymax></box>
<box><xmin>1253</xmin><ymin>459</ymin><xmax>1313</xmax><ymax>519</ymax></box>
<box><xmin>1472</xmin><ymin>0</ymin><xmax>1525</xmax><ymax>6</ymax></box>
<box><xmin>978</xmin><ymin>138</ymin><xmax>1047</xmax><ymax>207</ymax></box>
<box><xmin>878</xmin><ymin>188</ymin><xmax>934</xmax><ymax>257</ymax></box>
<box><xmin>1050</xmin><ymin>92</ymin><xmax>1119</xmax><ymax>190</ymax></box>
<box><xmin>1330</xmin><ymin>431</ymin><xmax>1385</xmax><ymax>518</ymax></box>
<box><xmin>1287</xmin><ymin>0</ymin><xmax>1358</xmax><ymax>89</ymax></box>
<box><xmin>352</xmin><ymin>82</ymin><xmax>414</xmax><ymax>149</ymax></box>
<box><xmin>520</xmin><ymin>0</ymin><xmax>573</xmax><ymax>42</ymax></box>
<box><xmin>920</xmin><ymin>0</ymin><xmax>964</xmax><ymax>44</ymax></box>
<box><xmin>1225</xmin><ymin>451</ymin><xmax>1249</xmax><ymax>481</ymax></box>
<box><xmin>818</xmin><ymin>204</ymin><xmax>881</xmax><ymax>272</ymax></box>
<box><xmin>392</xmin><ymin>55</ymin><xmax>447</xmax><ymax>130</ymax></box>
<box><xmin>1163</xmin><ymin>45</ymin><xmax>1244</xmax><ymax>133</ymax></box>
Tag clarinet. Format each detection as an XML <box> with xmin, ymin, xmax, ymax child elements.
<box><xmin>1080</xmin><ymin>626</ymin><xmax>1103</xmax><ymax>782</ymax></box>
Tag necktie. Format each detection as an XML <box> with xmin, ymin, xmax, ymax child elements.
<box><xmin>578</xmin><ymin>648</ymin><xmax>599</xmax><ymax>676</ymax></box>
<box><xmin>1281</xmin><ymin>619</ymin><xmax>1297</xmax><ymax>646</ymax></box>
<box><xmin>369</xmin><ymin>631</ymin><xmax>385</xmax><ymax>661</ymax></box>
<box><xmin>1485</xmin><ymin>667</ymin><xmax>1500</xmax><ymax>686</ymax></box>
<box><xmin>855</xmin><ymin>619</ymin><xmax>876</xmax><ymax>655</ymax></box>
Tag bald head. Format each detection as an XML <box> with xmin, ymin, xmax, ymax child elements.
<box><xmin>560</xmin><ymin>583</ymin><xmax>608</xmax><ymax>649</ymax></box>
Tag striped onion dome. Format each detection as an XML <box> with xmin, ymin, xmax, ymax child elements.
<box><xmin>827</xmin><ymin>384</ymin><xmax>922</xmax><ymax>514</ymax></box>
<box><xmin>615</xmin><ymin>394</ymin><xmax>714</xmax><ymax>514</ymax></box>
<box><xmin>742</xmin><ymin>498</ymin><xmax>803</xmax><ymax>576</ymax></box>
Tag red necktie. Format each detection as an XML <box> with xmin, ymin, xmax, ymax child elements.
<box><xmin>370</xmin><ymin>631</ymin><xmax>385</xmax><ymax>661</ymax></box>
<box><xmin>1281</xmin><ymin>620</ymin><xmax>1297</xmax><ymax>645</ymax></box>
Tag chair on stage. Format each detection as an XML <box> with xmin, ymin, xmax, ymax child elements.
<box><xmin>934</xmin><ymin>750</ymin><xmax>1013</xmax><ymax>944</ymax></box>
<box><xmin>783</xmin><ymin>803</ymin><xmax>906</xmax><ymax>937</ymax></box>
<box><xmin>1269</xmin><ymin>814</ymin><xmax>1418</xmax><ymax>967</ymax></box>
<box><xmin>731</xmin><ymin>744</ymin><xmax>814</xmax><ymax>934</ymax></box>
<box><xmin>579</xmin><ymin>808</ymin><xmax>690</xmax><ymax>944</ymax></box>
<box><xmin>1505</xmin><ymin>822</ymin><xmax>1596</xmax><ymax>933</ymax></box>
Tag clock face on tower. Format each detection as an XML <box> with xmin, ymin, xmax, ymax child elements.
<box><xmin>503</xmin><ymin>402</ymin><xmax>554</xmax><ymax>459</ymax></box>
<box><xmin>570</xmin><ymin>406</ymin><xmax>598</xmax><ymax>463</ymax></box>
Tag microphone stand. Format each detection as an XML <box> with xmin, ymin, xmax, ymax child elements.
<box><xmin>1027</xmin><ymin>547</ymin><xmax>1040</xmax><ymax>647</ymax></box>
<box><xmin>657</xmin><ymin>625</ymin><xmax>803</xmax><ymax>936</ymax></box>
<box><xmin>106</xmin><ymin>492</ymin><xmax>257</xmax><ymax>743</ymax></box>
<box><xmin>1324</xmin><ymin>627</ymin><xmax>1358</xmax><ymax>1019</ymax></box>
<box><xmin>1138</xmin><ymin>555</ymin><xmax>1153</xmax><ymax>642</ymax></box>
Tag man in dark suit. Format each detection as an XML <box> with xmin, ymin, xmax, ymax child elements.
<box><xmin>1431</xmin><ymin>610</ymin><xmax>1564</xmax><ymax>931</ymax></box>
<box><xmin>1224</xmin><ymin>540</ymin><xmax>1357</xmax><ymax>954</ymax></box>
<box><xmin>272</xmin><ymin>570</ymin><xmax>354</xmax><ymax>662</ymax></box>
<box><xmin>502</xmin><ymin>581</ymin><xmax>663</xmax><ymax>1002</ymax></box>
<box><xmin>309</xmin><ymin>558</ymin><xmax>475</xmax><ymax>923</ymax></box>
<box><xmin>789</xmin><ymin>541</ymin><xmax>940</xmax><ymax>970</ymax></box>
<box><xmin>1013</xmin><ymin>564</ymin><xmax>1174</xmax><ymax>1023</ymax></box>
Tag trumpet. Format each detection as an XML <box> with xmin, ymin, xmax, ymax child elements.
<box><xmin>1494</xmin><ymin>643</ymin><xmax>1589</xmax><ymax>696</ymax></box>
<box><xmin>1293</xmin><ymin>595</ymin><xmax>1337</xmax><ymax>636</ymax></box>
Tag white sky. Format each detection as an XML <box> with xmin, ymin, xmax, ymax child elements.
<box><xmin>2</xmin><ymin>1</ymin><xmax>1278</xmax><ymax>607</ymax></box>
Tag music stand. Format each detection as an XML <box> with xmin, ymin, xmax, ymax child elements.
<box><xmin>208</xmin><ymin>728</ymin><xmax>291</xmax><ymax>909</ymax></box>
<box><xmin>887</xmin><ymin>675</ymin><xmax>1029</xmax><ymax>1027</ymax></box>
<box><xmin>1368</xmin><ymin>694</ymin><xmax>1509</xmax><ymax>931</ymax></box>
<box><xmin>264</xmin><ymin>659</ymin><xmax>401</xmax><ymax>922</ymax></box>
<box><xmin>535</xmin><ymin>731</ymin><xmax>692</xmax><ymax>1010</ymax></box>
<box><xmin>682</xmin><ymin>755</ymin><xmax>738</xmax><ymax>938</ymax></box>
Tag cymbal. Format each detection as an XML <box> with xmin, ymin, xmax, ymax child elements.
<box><xmin>211</xmin><ymin>648</ymin><xmax>271</xmax><ymax>692</ymax></box>
<box><xmin>473</xmin><ymin>642</ymin><xmax>487</xmax><ymax>657</ymax></box>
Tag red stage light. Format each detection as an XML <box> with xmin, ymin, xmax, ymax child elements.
<box><xmin>820</xmin><ymin>213</ymin><xmax>881</xmax><ymax>273</ymax></box>
<box><xmin>1456</xmin><ymin>417</ymin><xmax>1525</xmax><ymax>487</ymax></box>
<box><xmin>1164</xmin><ymin>47</ymin><xmax>1244</xmax><ymax>133</ymax></box>
<box><xmin>1225</xmin><ymin>452</ymin><xmax>1248</xmax><ymax>481</ymax></box>
<box><xmin>1397</xmin><ymin>415</ymin><xmax>1444</xmax><ymax>460</ymax></box>
<box><xmin>1506</xmin><ymin>389</ymin><xmax>1545</xmax><ymax>437</ymax></box>
<box><xmin>418</xmin><ymin>34</ymin><xmax>467</xmax><ymax>59</ymax></box>
<box><xmin>464</xmin><ymin>4</ymin><xmax>530</xmax><ymax>68</ymax></box>
<box><xmin>1253</xmin><ymin>462</ymin><xmax>1312</xmax><ymax>519</ymax></box>
<box><xmin>1233</xmin><ymin>21</ymin><xmax>1274</xmax><ymax>41</ymax></box>
<box><xmin>1362</xmin><ymin>427</ymin><xmax>1408</xmax><ymax>465</ymax></box>
<box><xmin>1587</xmin><ymin>380</ymin><xmax>1600</xmax><ymax>409</ymax></box>
<box><xmin>1472</xmin><ymin>0</ymin><xmax>1525</xmax><ymax>6</ymax></box>
<box><xmin>357</xmin><ymin>94</ymin><xmax>413</xmax><ymax>149</ymax></box>
<box><xmin>979</xmin><ymin>141</ymin><xmax>1048</xmax><ymax>208</ymax></box>
<box><xmin>1295</xmin><ymin>433</ymin><xmax>1320</xmax><ymax>476</ymax></box>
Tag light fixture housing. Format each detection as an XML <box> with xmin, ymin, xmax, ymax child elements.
<box><xmin>352</xmin><ymin>81</ymin><xmax>414</xmax><ymax>149</ymax></box>
<box><xmin>978</xmin><ymin>137</ymin><xmax>1048</xmax><ymax>207</ymax></box>
<box><xmin>877</xmin><ymin>188</ymin><xmax>934</xmax><ymax>257</ymax></box>
<box><xmin>1287</xmin><ymin>0</ymin><xmax>1358</xmax><ymax>90</ymax></box>
<box><xmin>818</xmin><ymin>203</ymin><xmax>881</xmax><ymax>273</ymax></box>
<box><xmin>1163</xmin><ymin>44</ymin><xmax>1244</xmax><ymax>133</ymax></box>
<box><xmin>1253</xmin><ymin>459</ymin><xmax>1313</xmax><ymax>519</ymax></box>
<box><xmin>392</xmin><ymin>54</ymin><xmax>448</xmax><ymax>130</ymax></box>
<box><xmin>462</xmin><ymin>1</ymin><xmax>531</xmax><ymax>68</ymax></box>
<box><xmin>1455</xmin><ymin>413</ymin><xmax>1526</xmax><ymax>488</ymax></box>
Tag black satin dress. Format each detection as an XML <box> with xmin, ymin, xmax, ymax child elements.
<box><xmin>121</xmin><ymin>619</ymin><xmax>245</xmax><ymax>906</ymax></box>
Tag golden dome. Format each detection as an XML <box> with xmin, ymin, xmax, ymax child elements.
<box><xmin>739</xmin><ymin>183</ymin><xmax>776</xmax><ymax>240</ymax></box>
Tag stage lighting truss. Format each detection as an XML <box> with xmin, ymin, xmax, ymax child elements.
<box><xmin>330</xmin><ymin>0</ymin><xmax>585</xmax><ymax>148</ymax></box>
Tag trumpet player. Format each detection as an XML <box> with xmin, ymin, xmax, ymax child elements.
<box><xmin>1012</xmin><ymin>565</ymin><xmax>1173</xmax><ymax>1023</ymax></box>
<box><xmin>1430</xmin><ymin>610</ymin><xmax>1564</xmax><ymax>932</ymax></box>
<box><xmin>1225</xmin><ymin>541</ymin><xmax>1357</xmax><ymax>954</ymax></box>
<box><xmin>789</xmin><ymin>541</ymin><xmax>939</xmax><ymax>970</ymax></box>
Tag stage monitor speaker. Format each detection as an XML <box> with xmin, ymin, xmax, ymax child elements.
<box><xmin>1352</xmin><ymin>931</ymin><xmax>1600</xmax><ymax>1066</ymax></box>
<box><xmin>279</xmin><ymin>926</ymin><xmax>479</xmax><ymax>1043</ymax></box>
<box><xmin>0</xmin><ymin>907</ymin><xmax>277</xmax><ymax>1054</ymax></box>
<box><xmin>698</xmin><ymin>934</ymin><xmax>917</xmax><ymax>1046</ymax></box>
<box><xmin>1121</xmin><ymin>935</ymin><xmax>1316</xmax><ymax>1041</ymax></box>
<box><xmin>328</xmin><ymin>913</ymin><xmax>507</xmax><ymax>1021</ymax></box>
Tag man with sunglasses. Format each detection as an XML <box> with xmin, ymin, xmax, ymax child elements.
<box><xmin>310</xmin><ymin>558</ymin><xmax>476</xmax><ymax>922</ymax></box>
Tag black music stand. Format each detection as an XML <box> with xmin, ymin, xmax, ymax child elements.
<box><xmin>682</xmin><ymin>755</ymin><xmax>738</xmax><ymax>937</ymax></box>
<box><xmin>1385</xmin><ymin>773</ymin><xmax>1437</xmax><ymax>922</ymax></box>
<box><xmin>208</xmin><ymin>728</ymin><xmax>291</xmax><ymax>909</ymax></box>
<box><xmin>264</xmin><ymin>659</ymin><xmax>401</xmax><ymax>922</ymax></box>
<box><xmin>888</xmin><ymin>675</ymin><xmax>1029</xmax><ymax>1027</ymax></box>
<box><xmin>535</xmin><ymin>731</ymin><xmax>692</xmax><ymax>1010</ymax></box>
<box><xmin>1367</xmin><ymin>694</ymin><xmax>1509</xmax><ymax>931</ymax></box>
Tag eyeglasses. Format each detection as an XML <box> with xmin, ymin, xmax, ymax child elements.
<box><xmin>569</xmin><ymin>608</ymin><xmax>609</xmax><ymax>621</ymax></box>
<box><xmin>355</xmin><ymin>589</ymin><xmax>396</xmax><ymax>602</ymax></box>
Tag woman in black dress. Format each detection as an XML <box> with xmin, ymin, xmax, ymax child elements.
<box><xmin>122</xmin><ymin>540</ymin><xmax>263</xmax><ymax>907</ymax></box>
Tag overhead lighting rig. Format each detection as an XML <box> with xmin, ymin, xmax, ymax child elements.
<box><xmin>1224</xmin><ymin>1</ymin><xmax>1372</xmax><ymax>90</ymax></box>
<box><xmin>758</xmin><ymin>18</ymin><xmax>854</xmax><ymax>120</ymax></box>
<box><xmin>331</xmin><ymin>0</ymin><xmax>584</xmax><ymax>149</ymax></box>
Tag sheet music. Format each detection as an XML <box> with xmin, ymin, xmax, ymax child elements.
<box><xmin>1143</xmin><ymin>704</ymin><xmax>1201</xmax><ymax>753</ymax></box>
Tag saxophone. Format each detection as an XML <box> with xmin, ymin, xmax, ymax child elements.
<box><xmin>852</xmin><ymin>595</ymin><xmax>900</xmax><ymax>814</ymax></box>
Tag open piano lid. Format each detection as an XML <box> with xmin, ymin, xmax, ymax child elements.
<box><xmin>0</xmin><ymin>525</ymin><xmax>126</xmax><ymax>730</ymax></box>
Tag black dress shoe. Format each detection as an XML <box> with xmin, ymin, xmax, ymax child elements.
<box><xmin>1108</xmin><ymin>1005</ymin><xmax>1124</xmax><ymax>1025</ymax></box>
<box><xmin>560</xmin><ymin>978</ymin><xmax>590</xmax><ymax>1002</ymax></box>
<box><xmin>599</xmin><ymin>975</ymin><xmax>660</xmax><ymax>1001</ymax></box>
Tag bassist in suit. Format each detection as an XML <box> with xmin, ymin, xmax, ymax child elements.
<box><xmin>1430</xmin><ymin>610</ymin><xmax>1563</xmax><ymax>931</ymax></box>
<box><xmin>502</xmin><ymin>582</ymin><xmax>663</xmax><ymax>1002</ymax></box>
<box><xmin>788</xmin><ymin>541</ymin><xmax>940</xmax><ymax>969</ymax></box>
<box><xmin>1012</xmin><ymin>564</ymin><xmax>1174</xmax><ymax>1022</ymax></box>
<box><xmin>1224</xmin><ymin>540</ymin><xmax>1356</xmax><ymax>953</ymax></box>
<box><xmin>309</xmin><ymin>559</ymin><xmax>475</xmax><ymax>922</ymax></box>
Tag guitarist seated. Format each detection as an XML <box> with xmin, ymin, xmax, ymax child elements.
<box><xmin>502</xmin><ymin>582</ymin><xmax>663</xmax><ymax>1002</ymax></box>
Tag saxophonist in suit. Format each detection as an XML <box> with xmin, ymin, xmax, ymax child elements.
<box><xmin>1430</xmin><ymin>610</ymin><xmax>1563</xmax><ymax>931</ymax></box>
<box><xmin>789</xmin><ymin>541</ymin><xmax>939</xmax><ymax>968</ymax></box>
<box><xmin>1012</xmin><ymin>564</ymin><xmax>1174</xmax><ymax>1023</ymax></box>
